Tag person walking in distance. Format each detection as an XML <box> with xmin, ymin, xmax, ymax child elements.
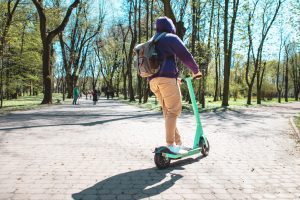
<box><xmin>92</xmin><ymin>89</ymin><xmax>98</xmax><ymax>105</ymax></box>
<box><xmin>72</xmin><ymin>85</ymin><xmax>80</xmax><ymax>105</ymax></box>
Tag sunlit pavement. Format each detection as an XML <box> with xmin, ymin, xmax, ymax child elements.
<box><xmin>0</xmin><ymin>98</ymin><xmax>300</xmax><ymax>200</ymax></box>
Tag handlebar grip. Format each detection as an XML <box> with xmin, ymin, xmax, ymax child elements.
<box><xmin>181</xmin><ymin>74</ymin><xmax>202</xmax><ymax>84</ymax></box>
<box><xmin>193</xmin><ymin>74</ymin><xmax>202</xmax><ymax>80</ymax></box>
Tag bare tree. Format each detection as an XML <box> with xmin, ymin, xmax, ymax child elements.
<box><xmin>59</xmin><ymin>1</ymin><xmax>104</xmax><ymax>98</ymax></box>
<box><xmin>213</xmin><ymin>2</ymin><xmax>221</xmax><ymax>101</ymax></box>
<box><xmin>290</xmin><ymin>44</ymin><xmax>300</xmax><ymax>101</ymax></box>
<box><xmin>119</xmin><ymin>23</ymin><xmax>129</xmax><ymax>100</ymax></box>
<box><xmin>245</xmin><ymin>0</ymin><xmax>282</xmax><ymax>105</ymax></box>
<box><xmin>127</xmin><ymin>0</ymin><xmax>137</xmax><ymax>102</ymax></box>
<box><xmin>88</xmin><ymin>52</ymin><xmax>101</xmax><ymax>90</ymax></box>
<box><xmin>276</xmin><ymin>29</ymin><xmax>284</xmax><ymax>103</ymax></box>
<box><xmin>256</xmin><ymin>0</ymin><xmax>282</xmax><ymax>104</ymax></box>
<box><xmin>161</xmin><ymin>0</ymin><xmax>188</xmax><ymax>39</ymax></box>
<box><xmin>94</xmin><ymin>30</ymin><xmax>121</xmax><ymax>96</ymax></box>
<box><xmin>137</xmin><ymin>0</ymin><xmax>142</xmax><ymax>103</ymax></box>
<box><xmin>222</xmin><ymin>0</ymin><xmax>240</xmax><ymax>107</ymax></box>
<box><xmin>284</xmin><ymin>41</ymin><xmax>290</xmax><ymax>102</ymax></box>
<box><xmin>143</xmin><ymin>0</ymin><xmax>151</xmax><ymax>104</ymax></box>
<box><xmin>200</xmin><ymin>0</ymin><xmax>214</xmax><ymax>108</ymax></box>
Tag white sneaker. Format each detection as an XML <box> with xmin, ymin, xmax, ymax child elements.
<box><xmin>177</xmin><ymin>145</ymin><xmax>191</xmax><ymax>151</ymax></box>
<box><xmin>168</xmin><ymin>145</ymin><xmax>188</xmax><ymax>154</ymax></box>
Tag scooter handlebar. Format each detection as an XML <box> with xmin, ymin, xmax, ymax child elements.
<box><xmin>181</xmin><ymin>75</ymin><xmax>201</xmax><ymax>83</ymax></box>
<box><xmin>192</xmin><ymin>74</ymin><xmax>202</xmax><ymax>80</ymax></box>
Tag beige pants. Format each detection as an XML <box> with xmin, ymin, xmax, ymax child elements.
<box><xmin>149</xmin><ymin>77</ymin><xmax>182</xmax><ymax>146</ymax></box>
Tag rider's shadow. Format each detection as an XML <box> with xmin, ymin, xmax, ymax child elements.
<box><xmin>72</xmin><ymin>158</ymin><xmax>201</xmax><ymax>200</ymax></box>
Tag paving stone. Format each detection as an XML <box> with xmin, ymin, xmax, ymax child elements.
<box><xmin>0</xmin><ymin>99</ymin><xmax>299</xmax><ymax>200</ymax></box>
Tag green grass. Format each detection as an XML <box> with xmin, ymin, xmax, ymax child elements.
<box><xmin>119</xmin><ymin>95</ymin><xmax>298</xmax><ymax>113</ymax></box>
<box><xmin>1</xmin><ymin>92</ymin><xmax>298</xmax><ymax>114</ymax></box>
<box><xmin>0</xmin><ymin>93</ymin><xmax>71</xmax><ymax>114</ymax></box>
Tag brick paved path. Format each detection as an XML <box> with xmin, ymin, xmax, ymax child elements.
<box><xmin>0</xmin><ymin>99</ymin><xmax>299</xmax><ymax>200</ymax></box>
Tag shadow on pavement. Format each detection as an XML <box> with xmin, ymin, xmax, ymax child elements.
<box><xmin>0</xmin><ymin>113</ymin><xmax>161</xmax><ymax>131</ymax></box>
<box><xmin>72</xmin><ymin>157</ymin><xmax>203</xmax><ymax>200</ymax></box>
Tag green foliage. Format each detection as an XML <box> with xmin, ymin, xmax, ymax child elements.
<box><xmin>0</xmin><ymin>93</ymin><xmax>70</xmax><ymax>113</ymax></box>
<box><xmin>1</xmin><ymin>2</ymin><xmax>42</xmax><ymax>100</ymax></box>
<box><xmin>194</xmin><ymin>41</ymin><xmax>210</xmax><ymax>70</ymax></box>
<box><xmin>1</xmin><ymin>0</ymin><xmax>300</xmax><ymax>110</ymax></box>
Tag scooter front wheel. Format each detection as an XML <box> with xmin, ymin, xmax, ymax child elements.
<box><xmin>154</xmin><ymin>153</ymin><xmax>170</xmax><ymax>169</ymax></box>
<box><xmin>199</xmin><ymin>137</ymin><xmax>210</xmax><ymax>157</ymax></box>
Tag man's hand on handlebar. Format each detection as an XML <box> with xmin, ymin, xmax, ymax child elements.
<box><xmin>192</xmin><ymin>71</ymin><xmax>203</xmax><ymax>79</ymax></box>
<box><xmin>177</xmin><ymin>78</ymin><xmax>182</xmax><ymax>85</ymax></box>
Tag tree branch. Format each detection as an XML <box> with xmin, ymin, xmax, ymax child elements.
<box><xmin>48</xmin><ymin>0</ymin><xmax>80</xmax><ymax>40</ymax></box>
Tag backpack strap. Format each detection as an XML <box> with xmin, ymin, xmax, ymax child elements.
<box><xmin>153</xmin><ymin>32</ymin><xmax>167</xmax><ymax>43</ymax></box>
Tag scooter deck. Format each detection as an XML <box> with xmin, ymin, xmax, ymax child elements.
<box><xmin>162</xmin><ymin>147</ymin><xmax>201</xmax><ymax>159</ymax></box>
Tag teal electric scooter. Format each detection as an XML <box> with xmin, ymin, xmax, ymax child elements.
<box><xmin>154</xmin><ymin>76</ymin><xmax>210</xmax><ymax>169</ymax></box>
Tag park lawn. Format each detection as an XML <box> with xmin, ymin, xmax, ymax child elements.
<box><xmin>0</xmin><ymin>93</ymin><xmax>71</xmax><ymax>113</ymax></box>
<box><xmin>1</xmin><ymin>92</ymin><xmax>297</xmax><ymax>114</ymax></box>
<box><xmin>120</xmin><ymin>95</ymin><xmax>297</xmax><ymax>113</ymax></box>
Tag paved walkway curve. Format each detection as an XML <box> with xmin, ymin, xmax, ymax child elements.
<box><xmin>0</xmin><ymin>98</ymin><xmax>299</xmax><ymax>200</ymax></box>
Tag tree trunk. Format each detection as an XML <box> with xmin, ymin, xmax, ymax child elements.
<box><xmin>137</xmin><ymin>0</ymin><xmax>142</xmax><ymax>103</ymax></box>
<box><xmin>0</xmin><ymin>56</ymin><xmax>3</xmax><ymax>108</ymax></box>
<box><xmin>222</xmin><ymin>0</ymin><xmax>239</xmax><ymax>107</ymax></box>
<box><xmin>284</xmin><ymin>45</ymin><xmax>289</xmax><ymax>102</ymax></box>
<box><xmin>127</xmin><ymin>0</ymin><xmax>137</xmax><ymax>102</ymax></box>
<box><xmin>191</xmin><ymin>0</ymin><xmax>196</xmax><ymax>56</ymax></box>
<box><xmin>201</xmin><ymin>78</ymin><xmax>206</xmax><ymax>108</ymax></box>
<box><xmin>200</xmin><ymin>0</ymin><xmax>214</xmax><ymax>108</ymax></box>
<box><xmin>214</xmin><ymin>59</ymin><xmax>219</xmax><ymax>101</ymax></box>
<box><xmin>30</xmin><ymin>81</ymin><xmax>33</xmax><ymax>96</ymax></box>
<box><xmin>62</xmin><ymin>77</ymin><xmax>66</xmax><ymax>101</ymax></box>
<box><xmin>213</xmin><ymin>2</ymin><xmax>220</xmax><ymax>102</ymax></box>
<box><xmin>150</xmin><ymin>0</ymin><xmax>154</xmax><ymax>36</ymax></box>
<box><xmin>222</xmin><ymin>0</ymin><xmax>230</xmax><ymax>107</ymax></box>
<box><xmin>143</xmin><ymin>0</ymin><xmax>150</xmax><ymax>104</ymax></box>
<box><xmin>6</xmin><ymin>65</ymin><xmax>10</xmax><ymax>100</ymax></box>
<box><xmin>257</xmin><ymin>70</ymin><xmax>261</xmax><ymax>104</ymax></box>
<box><xmin>58</xmin><ymin>33</ymin><xmax>73</xmax><ymax>98</ymax></box>
<box><xmin>66</xmin><ymin>74</ymin><xmax>73</xmax><ymax>98</ymax></box>
<box><xmin>122</xmin><ymin>58</ymin><xmax>127</xmax><ymax>100</ymax></box>
<box><xmin>257</xmin><ymin>61</ymin><xmax>266</xmax><ymax>104</ymax></box>
<box><xmin>247</xmin><ymin>84</ymin><xmax>253</xmax><ymax>105</ymax></box>
<box><xmin>290</xmin><ymin>54</ymin><xmax>299</xmax><ymax>101</ymax></box>
<box><xmin>41</xmin><ymin>42</ymin><xmax>52</xmax><ymax>104</ymax></box>
<box><xmin>207</xmin><ymin>0</ymin><xmax>215</xmax><ymax>50</ymax></box>
<box><xmin>128</xmin><ymin>48</ymin><xmax>136</xmax><ymax>102</ymax></box>
<box><xmin>276</xmin><ymin>31</ymin><xmax>283</xmax><ymax>103</ymax></box>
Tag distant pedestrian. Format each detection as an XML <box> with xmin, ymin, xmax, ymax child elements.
<box><xmin>92</xmin><ymin>89</ymin><xmax>98</xmax><ymax>105</ymax></box>
<box><xmin>73</xmin><ymin>85</ymin><xmax>80</xmax><ymax>105</ymax></box>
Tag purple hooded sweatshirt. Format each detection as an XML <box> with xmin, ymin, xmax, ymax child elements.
<box><xmin>149</xmin><ymin>16</ymin><xmax>199</xmax><ymax>80</ymax></box>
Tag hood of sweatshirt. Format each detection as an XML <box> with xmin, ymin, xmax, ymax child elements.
<box><xmin>155</xmin><ymin>16</ymin><xmax>176</xmax><ymax>34</ymax></box>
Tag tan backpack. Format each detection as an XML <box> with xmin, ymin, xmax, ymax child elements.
<box><xmin>134</xmin><ymin>32</ymin><xmax>167</xmax><ymax>77</ymax></box>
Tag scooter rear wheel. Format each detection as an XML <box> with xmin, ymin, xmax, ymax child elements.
<box><xmin>154</xmin><ymin>153</ymin><xmax>170</xmax><ymax>169</ymax></box>
<box><xmin>199</xmin><ymin>137</ymin><xmax>210</xmax><ymax>156</ymax></box>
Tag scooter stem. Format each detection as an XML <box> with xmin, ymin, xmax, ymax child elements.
<box><xmin>184</xmin><ymin>77</ymin><xmax>204</xmax><ymax>149</ymax></box>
